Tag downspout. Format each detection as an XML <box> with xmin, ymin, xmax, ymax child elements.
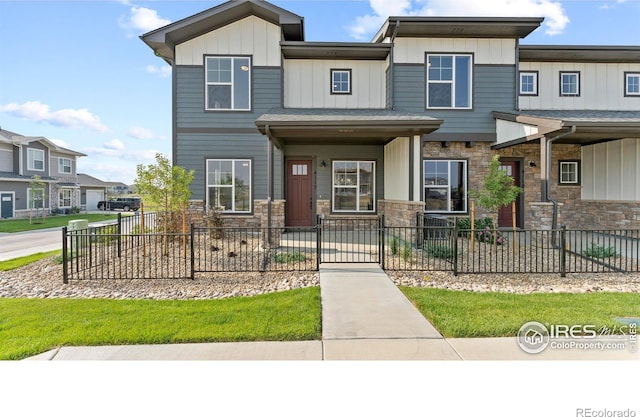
<box><xmin>265</xmin><ymin>125</ymin><xmax>274</xmax><ymax>234</ymax></box>
<box><xmin>545</xmin><ymin>125</ymin><xmax>577</xmax><ymax>233</ymax></box>
<box><xmin>389</xmin><ymin>20</ymin><xmax>400</xmax><ymax>110</ymax></box>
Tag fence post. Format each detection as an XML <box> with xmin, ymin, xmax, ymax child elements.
<box><xmin>560</xmin><ymin>225</ymin><xmax>567</xmax><ymax>277</ymax></box>
<box><xmin>453</xmin><ymin>218</ymin><xmax>459</xmax><ymax>276</ymax></box>
<box><xmin>190</xmin><ymin>223</ymin><xmax>195</xmax><ymax>280</ymax></box>
<box><xmin>380</xmin><ymin>214</ymin><xmax>385</xmax><ymax>270</ymax></box>
<box><xmin>62</xmin><ymin>226</ymin><xmax>68</xmax><ymax>284</ymax></box>
<box><xmin>117</xmin><ymin>212</ymin><xmax>122</xmax><ymax>258</ymax></box>
<box><xmin>315</xmin><ymin>215</ymin><xmax>321</xmax><ymax>271</ymax></box>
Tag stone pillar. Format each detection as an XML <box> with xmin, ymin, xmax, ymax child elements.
<box><xmin>378</xmin><ymin>199</ymin><xmax>426</xmax><ymax>247</ymax></box>
<box><xmin>256</xmin><ymin>199</ymin><xmax>285</xmax><ymax>248</ymax></box>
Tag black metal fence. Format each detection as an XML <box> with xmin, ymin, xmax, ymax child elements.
<box><xmin>61</xmin><ymin>214</ymin><xmax>640</xmax><ymax>282</ymax></box>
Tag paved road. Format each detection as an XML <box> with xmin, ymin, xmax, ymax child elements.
<box><xmin>0</xmin><ymin>228</ymin><xmax>63</xmax><ymax>261</ymax></box>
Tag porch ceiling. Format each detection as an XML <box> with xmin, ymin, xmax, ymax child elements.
<box><xmin>493</xmin><ymin>110</ymin><xmax>640</xmax><ymax>148</ymax></box>
<box><xmin>256</xmin><ymin>108</ymin><xmax>443</xmax><ymax>145</ymax></box>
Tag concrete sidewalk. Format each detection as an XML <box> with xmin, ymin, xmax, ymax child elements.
<box><xmin>23</xmin><ymin>263</ymin><xmax>640</xmax><ymax>360</ymax></box>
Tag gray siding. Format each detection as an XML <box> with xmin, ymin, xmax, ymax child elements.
<box><xmin>394</xmin><ymin>64</ymin><xmax>516</xmax><ymax>134</ymax></box>
<box><xmin>22</xmin><ymin>142</ymin><xmax>49</xmax><ymax>177</ymax></box>
<box><xmin>0</xmin><ymin>147</ymin><xmax>12</xmax><ymax>173</ymax></box>
<box><xmin>175</xmin><ymin>66</ymin><xmax>283</xmax><ymax>202</ymax></box>
<box><xmin>0</xmin><ymin>181</ymin><xmax>48</xmax><ymax>210</ymax></box>
<box><xmin>385</xmin><ymin>66</ymin><xmax>391</xmax><ymax>109</ymax></box>
<box><xmin>284</xmin><ymin>144</ymin><xmax>384</xmax><ymax>203</ymax></box>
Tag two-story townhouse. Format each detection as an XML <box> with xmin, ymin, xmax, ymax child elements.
<box><xmin>0</xmin><ymin>128</ymin><xmax>86</xmax><ymax>218</ymax></box>
<box><xmin>142</xmin><ymin>0</ymin><xmax>640</xmax><ymax>230</ymax></box>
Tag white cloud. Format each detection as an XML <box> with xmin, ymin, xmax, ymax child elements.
<box><xmin>104</xmin><ymin>139</ymin><xmax>126</xmax><ymax>150</ymax></box>
<box><xmin>127</xmin><ymin>126</ymin><xmax>155</xmax><ymax>140</ymax></box>
<box><xmin>0</xmin><ymin>101</ymin><xmax>108</xmax><ymax>132</ymax></box>
<box><xmin>119</xmin><ymin>6</ymin><xmax>171</xmax><ymax>34</ymax></box>
<box><xmin>50</xmin><ymin>138</ymin><xmax>70</xmax><ymax>148</ymax></box>
<box><xmin>349</xmin><ymin>0</ymin><xmax>569</xmax><ymax>39</ymax></box>
<box><xmin>84</xmin><ymin>145</ymin><xmax>158</xmax><ymax>162</ymax></box>
<box><xmin>145</xmin><ymin>65</ymin><xmax>172</xmax><ymax>78</ymax></box>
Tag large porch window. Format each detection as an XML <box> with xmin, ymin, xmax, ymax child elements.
<box><xmin>58</xmin><ymin>188</ymin><xmax>73</xmax><ymax>208</ymax></box>
<box><xmin>424</xmin><ymin>159</ymin><xmax>467</xmax><ymax>213</ymax></box>
<box><xmin>206</xmin><ymin>159</ymin><xmax>251</xmax><ymax>213</ymax></box>
<box><xmin>332</xmin><ymin>161</ymin><xmax>375</xmax><ymax>212</ymax></box>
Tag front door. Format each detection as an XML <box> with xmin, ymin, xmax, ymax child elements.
<box><xmin>286</xmin><ymin>160</ymin><xmax>313</xmax><ymax>226</ymax></box>
<box><xmin>1</xmin><ymin>192</ymin><xmax>14</xmax><ymax>219</ymax></box>
<box><xmin>498</xmin><ymin>161</ymin><xmax>520</xmax><ymax>228</ymax></box>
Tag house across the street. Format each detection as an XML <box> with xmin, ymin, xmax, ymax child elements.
<box><xmin>141</xmin><ymin>0</ymin><xmax>640</xmax><ymax>230</ymax></box>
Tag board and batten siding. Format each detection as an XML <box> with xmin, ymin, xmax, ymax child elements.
<box><xmin>384</xmin><ymin>137</ymin><xmax>410</xmax><ymax>201</ymax></box>
<box><xmin>394</xmin><ymin>38</ymin><xmax>516</xmax><ymax>65</ymax></box>
<box><xmin>175</xmin><ymin>66</ymin><xmax>282</xmax><ymax>202</ymax></box>
<box><xmin>582</xmin><ymin>139</ymin><xmax>640</xmax><ymax>201</ymax></box>
<box><xmin>519</xmin><ymin>62</ymin><xmax>640</xmax><ymax>110</ymax></box>
<box><xmin>394</xmin><ymin>64</ymin><xmax>515</xmax><ymax>134</ymax></box>
<box><xmin>175</xmin><ymin>15</ymin><xmax>282</xmax><ymax>67</ymax></box>
<box><xmin>283</xmin><ymin>59</ymin><xmax>387</xmax><ymax>108</ymax></box>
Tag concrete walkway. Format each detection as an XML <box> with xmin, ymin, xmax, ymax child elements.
<box><xmin>23</xmin><ymin>263</ymin><xmax>640</xmax><ymax>360</ymax></box>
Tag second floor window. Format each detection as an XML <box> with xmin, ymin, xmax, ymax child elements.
<box><xmin>331</xmin><ymin>69</ymin><xmax>351</xmax><ymax>94</ymax></box>
<box><xmin>205</xmin><ymin>56</ymin><xmax>251</xmax><ymax>111</ymax></box>
<box><xmin>625</xmin><ymin>72</ymin><xmax>640</xmax><ymax>96</ymax></box>
<box><xmin>519</xmin><ymin>71</ymin><xmax>538</xmax><ymax>96</ymax></box>
<box><xmin>58</xmin><ymin>157</ymin><xmax>72</xmax><ymax>174</ymax></box>
<box><xmin>426</xmin><ymin>54</ymin><xmax>472</xmax><ymax>109</ymax></box>
<box><xmin>27</xmin><ymin>148</ymin><xmax>44</xmax><ymax>171</ymax></box>
<box><xmin>560</xmin><ymin>71</ymin><xmax>580</xmax><ymax>96</ymax></box>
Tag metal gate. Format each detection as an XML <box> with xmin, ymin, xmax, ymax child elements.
<box><xmin>317</xmin><ymin>215</ymin><xmax>382</xmax><ymax>263</ymax></box>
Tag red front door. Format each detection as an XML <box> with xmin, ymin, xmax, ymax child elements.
<box><xmin>286</xmin><ymin>160</ymin><xmax>313</xmax><ymax>226</ymax></box>
<box><xmin>498</xmin><ymin>161</ymin><xmax>520</xmax><ymax>228</ymax></box>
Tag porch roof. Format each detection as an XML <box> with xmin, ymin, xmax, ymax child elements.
<box><xmin>493</xmin><ymin>110</ymin><xmax>640</xmax><ymax>148</ymax></box>
<box><xmin>0</xmin><ymin>173</ymin><xmax>57</xmax><ymax>182</ymax></box>
<box><xmin>256</xmin><ymin>108</ymin><xmax>443</xmax><ymax>145</ymax></box>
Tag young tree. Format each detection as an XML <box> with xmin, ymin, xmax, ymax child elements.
<box><xmin>134</xmin><ymin>154</ymin><xmax>195</xmax><ymax>252</ymax></box>
<box><xmin>28</xmin><ymin>175</ymin><xmax>46</xmax><ymax>224</ymax></box>
<box><xmin>471</xmin><ymin>155</ymin><xmax>522</xmax><ymax>232</ymax></box>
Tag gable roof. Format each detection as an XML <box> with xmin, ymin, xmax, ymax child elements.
<box><xmin>0</xmin><ymin>128</ymin><xmax>86</xmax><ymax>157</ymax></box>
<box><xmin>140</xmin><ymin>0</ymin><xmax>304</xmax><ymax>63</ymax></box>
<box><xmin>77</xmin><ymin>173</ymin><xmax>108</xmax><ymax>187</ymax></box>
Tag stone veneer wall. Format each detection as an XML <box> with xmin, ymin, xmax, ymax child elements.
<box><xmin>566</xmin><ymin>201</ymin><xmax>640</xmax><ymax>230</ymax></box>
<box><xmin>378</xmin><ymin>200</ymin><xmax>424</xmax><ymax>227</ymax></box>
<box><xmin>186</xmin><ymin>199</ymin><xmax>284</xmax><ymax>229</ymax></box>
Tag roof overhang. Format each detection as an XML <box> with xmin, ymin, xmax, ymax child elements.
<box><xmin>373</xmin><ymin>17</ymin><xmax>543</xmax><ymax>42</ymax></box>
<box><xmin>519</xmin><ymin>45</ymin><xmax>640</xmax><ymax>63</ymax></box>
<box><xmin>140</xmin><ymin>0</ymin><xmax>304</xmax><ymax>63</ymax></box>
<box><xmin>493</xmin><ymin>110</ymin><xmax>640</xmax><ymax>148</ymax></box>
<box><xmin>281</xmin><ymin>42</ymin><xmax>391</xmax><ymax>60</ymax></box>
<box><xmin>256</xmin><ymin>109</ymin><xmax>442</xmax><ymax>146</ymax></box>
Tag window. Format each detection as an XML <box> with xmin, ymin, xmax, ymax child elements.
<box><xmin>58</xmin><ymin>157</ymin><xmax>72</xmax><ymax>174</ymax></box>
<box><xmin>424</xmin><ymin>160</ymin><xmax>467</xmax><ymax>213</ymax></box>
<box><xmin>560</xmin><ymin>71</ymin><xmax>580</xmax><ymax>96</ymax></box>
<box><xmin>206</xmin><ymin>159</ymin><xmax>251</xmax><ymax>213</ymax></box>
<box><xmin>59</xmin><ymin>188</ymin><xmax>72</xmax><ymax>208</ymax></box>
<box><xmin>332</xmin><ymin>161</ymin><xmax>375</xmax><ymax>212</ymax></box>
<box><xmin>205</xmin><ymin>56</ymin><xmax>251</xmax><ymax>110</ymax></box>
<box><xmin>27</xmin><ymin>187</ymin><xmax>45</xmax><ymax>209</ymax></box>
<box><xmin>559</xmin><ymin>161</ymin><xmax>580</xmax><ymax>185</ymax></box>
<box><xmin>27</xmin><ymin>148</ymin><xmax>44</xmax><ymax>171</ymax></box>
<box><xmin>426</xmin><ymin>54</ymin><xmax>472</xmax><ymax>109</ymax></box>
<box><xmin>519</xmin><ymin>71</ymin><xmax>538</xmax><ymax>96</ymax></box>
<box><xmin>331</xmin><ymin>69</ymin><xmax>351</xmax><ymax>94</ymax></box>
<box><xmin>625</xmin><ymin>72</ymin><xmax>640</xmax><ymax>97</ymax></box>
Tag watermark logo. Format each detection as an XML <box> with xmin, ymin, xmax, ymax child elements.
<box><xmin>517</xmin><ymin>321</ymin><xmax>550</xmax><ymax>354</ymax></box>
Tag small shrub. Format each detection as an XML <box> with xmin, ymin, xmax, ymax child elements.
<box><xmin>583</xmin><ymin>245</ymin><xmax>618</xmax><ymax>259</ymax></box>
<box><xmin>476</xmin><ymin>227</ymin><xmax>506</xmax><ymax>245</ymax></box>
<box><xmin>51</xmin><ymin>208</ymin><xmax>61</xmax><ymax>216</ymax></box>
<box><xmin>426</xmin><ymin>244</ymin><xmax>455</xmax><ymax>259</ymax></box>
<box><xmin>389</xmin><ymin>236</ymin><xmax>400</xmax><ymax>255</ymax></box>
<box><xmin>401</xmin><ymin>243</ymin><xmax>412</xmax><ymax>262</ymax></box>
<box><xmin>132</xmin><ymin>224</ymin><xmax>154</xmax><ymax>234</ymax></box>
<box><xmin>71</xmin><ymin>206</ymin><xmax>81</xmax><ymax>214</ymax></box>
<box><xmin>274</xmin><ymin>251</ymin><xmax>307</xmax><ymax>263</ymax></box>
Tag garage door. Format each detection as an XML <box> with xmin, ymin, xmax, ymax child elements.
<box><xmin>86</xmin><ymin>190</ymin><xmax>104</xmax><ymax>211</ymax></box>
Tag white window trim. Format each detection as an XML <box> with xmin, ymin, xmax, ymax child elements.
<box><xmin>205</xmin><ymin>56</ymin><xmax>251</xmax><ymax>111</ymax></box>
<box><xmin>424</xmin><ymin>159</ymin><xmax>468</xmax><ymax>214</ymax></box>
<box><xmin>332</xmin><ymin>161</ymin><xmax>376</xmax><ymax>213</ymax></box>
<box><xmin>206</xmin><ymin>159</ymin><xmax>252</xmax><ymax>213</ymax></box>
<box><xmin>625</xmin><ymin>72</ymin><xmax>640</xmax><ymax>96</ymax></box>
<box><xmin>559</xmin><ymin>161</ymin><xmax>580</xmax><ymax>185</ymax></box>
<box><xmin>58</xmin><ymin>188</ymin><xmax>73</xmax><ymax>208</ymax></box>
<box><xmin>560</xmin><ymin>71</ymin><xmax>580</xmax><ymax>97</ymax></box>
<box><xmin>27</xmin><ymin>148</ymin><xmax>45</xmax><ymax>172</ymax></box>
<box><xmin>519</xmin><ymin>71</ymin><xmax>538</xmax><ymax>96</ymax></box>
<box><xmin>58</xmin><ymin>157</ymin><xmax>72</xmax><ymax>174</ymax></box>
<box><xmin>426</xmin><ymin>53</ymin><xmax>473</xmax><ymax>110</ymax></box>
<box><xmin>27</xmin><ymin>187</ymin><xmax>46</xmax><ymax>210</ymax></box>
<box><xmin>331</xmin><ymin>69</ymin><xmax>351</xmax><ymax>95</ymax></box>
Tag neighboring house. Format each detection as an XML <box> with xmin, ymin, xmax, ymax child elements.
<box><xmin>105</xmin><ymin>182</ymin><xmax>133</xmax><ymax>195</ymax></box>
<box><xmin>77</xmin><ymin>173</ymin><xmax>108</xmax><ymax>211</ymax></box>
<box><xmin>0</xmin><ymin>128</ymin><xmax>86</xmax><ymax>218</ymax></box>
<box><xmin>141</xmin><ymin>0</ymin><xmax>640</xmax><ymax>230</ymax></box>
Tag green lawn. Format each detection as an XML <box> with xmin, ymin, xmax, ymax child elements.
<box><xmin>0</xmin><ymin>213</ymin><xmax>119</xmax><ymax>233</ymax></box>
<box><xmin>401</xmin><ymin>287</ymin><xmax>640</xmax><ymax>338</ymax></box>
<box><xmin>0</xmin><ymin>250</ymin><xmax>61</xmax><ymax>271</ymax></box>
<box><xmin>0</xmin><ymin>287</ymin><xmax>321</xmax><ymax>360</ymax></box>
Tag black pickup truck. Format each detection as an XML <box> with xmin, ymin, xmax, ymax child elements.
<box><xmin>97</xmin><ymin>197</ymin><xmax>141</xmax><ymax>211</ymax></box>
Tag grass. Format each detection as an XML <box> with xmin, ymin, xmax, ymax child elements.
<box><xmin>0</xmin><ymin>213</ymin><xmax>119</xmax><ymax>233</ymax></box>
<box><xmin>0</xmin><ymin>287</ymin><xmax>321</xmax><ymax>360</ymax></box>
<box><xmin>0</xmin><ymin>250</ymin><xmax>61</xmax><ymax>271</ymax></box>
<box><xmin>400</xmin><ymin>287</ymin><xmax>640</xmax><ymax>338</ymax></box>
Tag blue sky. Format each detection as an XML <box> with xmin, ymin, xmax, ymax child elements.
<box><xmin>1</xmin><ymin>0</ymin><xmax>639</xmax><ymax>184</ymax></box>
